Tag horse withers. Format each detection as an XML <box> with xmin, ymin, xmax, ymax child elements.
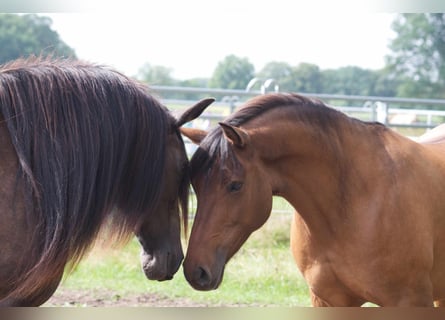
<box><xmin>182</xmin><ymin>92</ymin><xmax>445</xmax><ymax>307</ymax></box>
<box><xmin>0</xmin><ymin>57</ymin><xmax>213</xmax><ymax>306</ymax></box>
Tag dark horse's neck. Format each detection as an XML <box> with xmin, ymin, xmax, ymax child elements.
<box><xmin>247</xmin><ymin>104</ymin><xmax>398</xmax><ymax>236</ymax></box>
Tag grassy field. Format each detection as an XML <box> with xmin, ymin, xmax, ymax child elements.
<box><xmin>50</xmin><ymin>197</ymin><xmax>311</xmax><ymax>306</ymax></box>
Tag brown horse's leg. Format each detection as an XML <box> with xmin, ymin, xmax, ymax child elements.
<box><xmin>291</xmin><ymin>213</ymin><xmax>365</xmax><ymax>307</ymax></box>
<box><xmin>309</xmin><ymin>288</ymin><xmax>364</xmax><ymax>307</ymax></box>
<box><xmin>380</xmin><ymin>280</ymin><xmax>434</xmax><ymax>307</ymax></box>
<box><xmin>310</xmin><ymin>290</ymin><xmax>332</xmax><ymax>307</ymax></box>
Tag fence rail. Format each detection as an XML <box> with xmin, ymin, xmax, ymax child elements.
<box><xmin>151</xmin><ymin>85</ymin><xmax>445</xmax><ymax>133</ymax></box>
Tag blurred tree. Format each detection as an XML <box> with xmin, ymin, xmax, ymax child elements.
<box><xmin>137</xmin><ymin>63</ymin><xmax>176</xmax><ymax>86</ymax></box>
<box><xmin>385</xmin><ymin>13</ymin><xmax>445</xmax><ymax>98</ymax></box>
<box><xmin>209</xmin><ymin>54</ymin><xmax>255</xmax><ymax>89</ymax></box>
<box><xmin>180</xmin><ymin>78</ymin><xmax>209</xmax><ymax>88</ymax></box>
<box><xmin>321</xmin><ymin>66</ymin><xmax>378</xmax><ymax>96</ymax></box>
<box><xmin>292</xmin><ymin>63</ymin><xmax>323</xmax><ymax>93</ymax></box>
<box><xmin>372</xmin><ymin>68</ymin><xmax>400</xmax><ymax>97</ymax></box>
<box><xmin>257</xmin><ymin>61</ymin><xmax>296</xmax><ymax>92</ymax></box>
<box><xmin>177</xmin><ymin>78</ymin><xmax>210</xmax><ymax>99</ymax></box>
<box><xmin>0</xmin><ymin>14</ymin><xmax>76</xmax><ymax>64</ymax></box>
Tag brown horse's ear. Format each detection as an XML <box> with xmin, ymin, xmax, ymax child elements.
<box><xmin>180</xmin><ymin>127</ymin><xmax>208</xmax><ymax>144</ymax></box>
<box><xmin>176</xmin><ymin>98</ymin><xmax>215</xmax><ymax>127</ymax></box>
<box><xmin>219</xmin><ymin>122</ymin><xmax>249</xmax><ymax>148</ymax></box>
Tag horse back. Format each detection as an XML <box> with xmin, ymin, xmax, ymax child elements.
<box><xmin>417</xmin><ymin>124</ymin><xmax>445</xmax><ymax>145</ymax></box>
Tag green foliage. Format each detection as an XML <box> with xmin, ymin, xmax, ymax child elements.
<box><xmin>292</xmin><ymin>63</ymin><xmax>323</xmax><ymax>93</ymax></box>
<box><xmin>137</xmin><ymin>63</ymin><xmax>176</xmax><ymax>86</ymax></box>
<box><xmin>322</xmin><ymin>66</ymin><xmax>378</xmax><ymax>96</ymax></box>
<box><xmin>137</xmin><ymin>65</ymin><xmax>212</xmax><ymax>100</ymax></box>
<box><xmin>180</xmin><ymin>78</ymin><xmax>209</xmax><ymax>88</ymax></box>
<box><xmin>0</xmin><ymin>14</ymin><xmax>76</xmax><ymax>64</ymax></box>
<box><xmin>209</xmin><ymin>54</ymin><xmax>255</xmax><ymax>89</ymax></box>
<box><xmin>259</xmin><ymin>62</ymin><xmax>390</xmax><ymax>97</ymax></box>
<box><xmin>257</xmin><ymin>62</ymin><xmax>324</xmax><ymax>94</ymax></box>
<box><xmin>372</xmin><ymin>68</ymin><xmax>400</xmax><ymax>97</ymax></box>
<box><xmin>386</xmin><ymin>13</ymin><xmax>445</xmax><ymax>98</ymax></box>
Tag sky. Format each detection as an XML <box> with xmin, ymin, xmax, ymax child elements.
<box><xmin>42</xmin><ymin>3</ymin><xmax>397</xmax><ymax>81</ymax></box>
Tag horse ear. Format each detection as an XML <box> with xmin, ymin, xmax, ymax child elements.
<box><xmin>180</xmin><ymin>127</ymin><xmax>208</xmax><ymax>144</ymax></box>
<box><xmin>176</xmin><ymin>98</ymin><xmax>215</xmax><ymax>127</ymax></box>
<box><xmin>219</xmin><ymin>122</ymin><xmax>249</xmax><ymax>148</ymax></box>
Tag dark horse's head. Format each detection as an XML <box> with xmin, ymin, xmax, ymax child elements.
<box><xmin>0</xmin><ymin>57</ymin><xmax>214</xmax><ymax>305</ymax></box>
<box><xmin>136</xmin><ymin>98</ymin><xmax>215</xmax><ymax>281</ymax></box>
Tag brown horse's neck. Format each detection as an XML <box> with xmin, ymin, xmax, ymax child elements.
<box><xmin>248</xmin><ymin>110</ymin><xmax>398</xmax><ymax>236</ymax></box>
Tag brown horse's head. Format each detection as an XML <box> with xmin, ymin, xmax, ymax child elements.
<box><xmin>181</xmin><ymin>122</ymin><xmax>273</xmax><ymax>290</ymax></box>
<box><xmin>135</xmin><ymin>98</ymin><xmax>214</xmax><ymax>281</ymax></box>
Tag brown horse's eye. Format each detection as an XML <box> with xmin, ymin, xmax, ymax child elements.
<box><xmin>228</xmin><ymin>181</ymin><xmax>243</xmax><ymax>193</ymax></box>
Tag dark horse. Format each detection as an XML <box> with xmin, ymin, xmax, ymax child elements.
<box><xmin>182</xmin><ymin>93</ymin><xmax>445</xmax><ymax>306</ymax></box>
<box><xmin>0</xmin><ymin>57</ymin><xmax>212</xmax><ymax>306</ymax></box>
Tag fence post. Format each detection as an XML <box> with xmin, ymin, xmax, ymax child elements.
<box><xmin>262</xmin><ymin>79</ymin><xmax>279</xmax><ymax>93</ymax></box>
<box><xmin>222</xmin><ymin>95</ymin><xmax>239</xmax><ymax>114</ymax></box>
<box><xmin>246</xmin><ymin>78</ymin><xmax>279</xmax><ymax>94</ymax></box>
<box><xmin>375</xmin><ymin>101</ymin><xmax>388</xmax><ymax>125</ymax></box>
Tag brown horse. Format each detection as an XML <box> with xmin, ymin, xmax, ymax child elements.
<box><xmin>181</xmin><ymin>92</ymin><xmax>445</xmax><ymax>307</ymax></box>
<box><xmin>0</xmin><ymin>57</ymin><xmax>212</xmax><ymax>306</ymax></box>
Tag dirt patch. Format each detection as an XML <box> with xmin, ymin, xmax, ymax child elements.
<box><xmin>45</xmin><ymin>289</ymin><xmax>208</xmax><ymax>307</ymax></box>
<box><xmin>45</xmin><ymin>289</ymin><xmax>270</xmax><ymax>307</ymax></box>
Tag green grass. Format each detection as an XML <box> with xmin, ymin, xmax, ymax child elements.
<box><xmin>53</xmin><ymin>197</ymin><xmax>311</xmax><ymax>306</ymax></box>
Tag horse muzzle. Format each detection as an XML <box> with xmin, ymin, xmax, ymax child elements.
<box><xmin>140</xmin><ymin>249</ymin><xmax>184</xmax><ymax>281</ymax></box>
<box><xmin>183</xmin><ymin>257</ymin><xmax>224</xmax><ymax>291</ymax></box>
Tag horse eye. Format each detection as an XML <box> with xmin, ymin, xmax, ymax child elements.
<box><xmin>228</xmin><ymin>181</ymin><xmax>243</xmax><ymax>193</ymax></box>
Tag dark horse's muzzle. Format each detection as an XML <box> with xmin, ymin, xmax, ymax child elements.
<box><xmin>140</xmin><ymin>246</ymin><xmax>184</xmax><ymax>281</ymax></box>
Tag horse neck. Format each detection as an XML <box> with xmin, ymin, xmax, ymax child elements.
<box><xmin>249</xmin><ymin>112</ymin><xmax>392</xmax><ymax>235</ymax></box>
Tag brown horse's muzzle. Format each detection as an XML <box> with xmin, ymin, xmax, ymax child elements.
<box><xmin>183</xmin><ymin>251</ymin><xmax>226</xmax><ymax>291</ymax></box>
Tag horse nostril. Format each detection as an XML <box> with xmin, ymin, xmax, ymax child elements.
<box><xmin>193</xmin><ymin>266</ymin><xmax>211</xmax><ymax>289</ymax></box>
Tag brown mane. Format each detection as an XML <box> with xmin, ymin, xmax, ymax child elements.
<box><xmin>190</xmin><ymin>93</ymin><xmax>385</xmax><ymax>178</ymax></box>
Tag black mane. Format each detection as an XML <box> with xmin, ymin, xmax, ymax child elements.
<box><xmin>0</xmin><ymin>57</ymin><xmax>188</xmax><ymax>297</ymax></box>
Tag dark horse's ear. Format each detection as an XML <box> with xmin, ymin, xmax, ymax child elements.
<box><xmin>176</xmin><ymin>98</ymin><xmax>215</xmax><ymax>127</ymax></box>
<box><xmin>219</xmin><ymin>122</ymin><xmax>249</xmax><ymax>148</ymax></box>
<box><xmin>176</xmin><ymin>98</ymin><xmax>214</xmax><ymax>144</ymax></box>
